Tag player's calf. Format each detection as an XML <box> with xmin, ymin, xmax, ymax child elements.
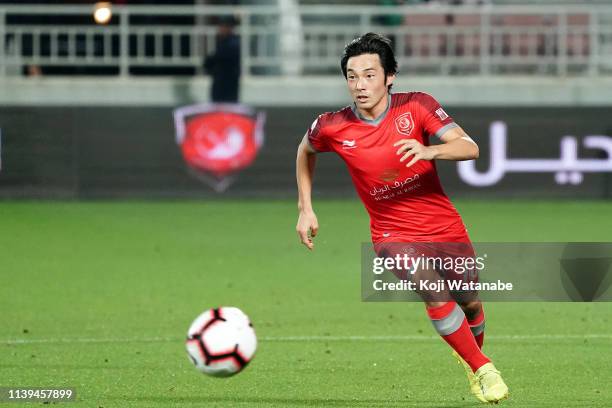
<box><xmin>425</xmin><ymin>301</ymin><xmax>490</xmax><ymax>372</ymax></box>
<box><xmin>457</xmin><ymin>299</ymin><xmax>485</xmax><ymax>349</ymax></box>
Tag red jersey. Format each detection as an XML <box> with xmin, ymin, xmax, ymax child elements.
<box><xmin>307</xmin><ymin>92</ymin><xmax>470</xmax><ymax>243</ymax></box>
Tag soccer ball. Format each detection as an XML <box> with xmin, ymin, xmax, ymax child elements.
<box><xmin>185</xmin><ymin>307</ymin><xmax>257</xmax><ymax>377</ymax></box>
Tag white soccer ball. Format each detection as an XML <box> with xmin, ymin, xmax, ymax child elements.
<box><xmin>185</xmin><ymin>306</ymin><xmax>257</xmax><ymax>377</ymax></box>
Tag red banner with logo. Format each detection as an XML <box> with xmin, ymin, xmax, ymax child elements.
<box><xmin>174</xmin><ymin>104</ymin><xmax>265</xmax><ymax>192</ymax></box>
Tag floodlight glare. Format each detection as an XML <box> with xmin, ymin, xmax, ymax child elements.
<box><xmin>93</xmin><ymin>2</ymin><xmax>112</xmax><ymax>25</ymax></box>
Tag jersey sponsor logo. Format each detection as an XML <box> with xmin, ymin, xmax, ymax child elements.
<box><xmin>435</xmin><ymin>108</ymin><xmax>449</xmax><ymax>121</ymax></box>
<box><xmin>173</xmin><ymin>103</ymin><xmax>266</xmax><ymax>192</ymax></box>
<box><xmin>394</xmin><ymin>112</ymin><xmax>414</xmax><ymax>136</ymax></box>
<box><xmin>379</xmin><ymin>168</ymin><xmax>400</xmax><ymax>182</ymax></box>
<box><xmin>342</xmin><ymin>139</ymin><xmax>357</xmax><ymax>149</ymax></box>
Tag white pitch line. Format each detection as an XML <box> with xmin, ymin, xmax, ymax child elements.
<box><xmin>1</xmin><ymin>337</ymin><xmax>179</xmax><ymax>345</ymax></box>
<box><xmin>263</xmin><ymin>334</ymin><xmax>612</xmax><ymax>341</ymax></box>
<box><xmin>1</xmin><ymin>334</ymin><xmax>611</xmax><ymax>346</ymax></box>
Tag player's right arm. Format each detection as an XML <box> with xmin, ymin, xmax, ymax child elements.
<box><xmin>296</xmin><ymin>133</ymin><xmax>319</xmax><ymax>250</ymax></box>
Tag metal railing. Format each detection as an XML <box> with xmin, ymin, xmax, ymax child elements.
<box><xmin>1</xmin><ymin>4</ymin><xmax>611</xmax><ymax>77</ymax></box>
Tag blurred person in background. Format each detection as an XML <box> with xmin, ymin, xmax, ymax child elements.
<box><xmin>376</xmin><ymin>0</ymin><xmax>405</xmax><ymax>48</ymax></box>
<box><xmin>204</xmin><ymin>16</ymin><xmax>241</xmax><ymax>103</ymax></box>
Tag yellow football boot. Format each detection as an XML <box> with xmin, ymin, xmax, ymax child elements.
<box><xmin>474</xmin><ymin>362</ymin><xmax>509</xmax><ymax>403</ymax></box>
<box><xmin>452</xmin><ymin>351</ymin><xmax>487</xmax><ymax>403</ymax></box>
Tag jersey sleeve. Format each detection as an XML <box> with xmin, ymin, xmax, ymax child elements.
<box><xmin>414</xmin><ymin>93</ymin><xmax>457</xmax><ymax>140</ymax></box>
<box><xmin>306</xmin><ymin>115</ymin><xmax>332</xmax><ymax>153</ymax></box>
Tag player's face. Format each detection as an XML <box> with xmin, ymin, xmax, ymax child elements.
<box><xmin>346</xmin><ymin>53</ymin><xmax>395</xmax><ymax>119</ymax></box>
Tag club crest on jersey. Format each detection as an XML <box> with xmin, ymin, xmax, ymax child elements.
<box><xmin>395</xmin><ymin>112</ymin><xmax>414</xmax><ymax>136</ymax></box>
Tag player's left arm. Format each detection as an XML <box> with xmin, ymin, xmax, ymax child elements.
<box><xmin>394</xmin><ymin>125</ymin><xmax>479</xmax><ymax>168</ymax></box>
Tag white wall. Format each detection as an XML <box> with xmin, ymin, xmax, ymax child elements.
<box><xmin>1</xmin><ymin>75</ymin><xmax>611</xmax><ymax>106</ymax></box>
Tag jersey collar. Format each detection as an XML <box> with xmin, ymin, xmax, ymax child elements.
<box><xmin>351</xmin><ymin>94</ymin><xmax>392</xmax><ymax>126</ymax></box>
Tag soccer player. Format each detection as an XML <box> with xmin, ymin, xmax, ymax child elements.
<box><xmin>295</xmin><ymin>33</ymin><xmax>508</xmax><ymax>403</ymax></box>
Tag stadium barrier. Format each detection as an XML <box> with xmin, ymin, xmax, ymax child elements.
<box><xmin>0</xmin><ymin>4</ymin><xmax>611</xmax><ymax>77</ymax></box>
<box><xmin>0</xmin><ymin>105</ymin><xmax>610</xmax><ymax>199</ymax></box>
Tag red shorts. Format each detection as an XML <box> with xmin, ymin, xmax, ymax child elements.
<box><xmin>373</xmin><ymin>240</ymin><xmax>479</xmax><ymax>284</ymax></box>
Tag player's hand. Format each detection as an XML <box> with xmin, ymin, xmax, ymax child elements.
<box><xmin>296</xmin><ymin>210</ymin><xmax>319</xmax><ymax>250</ymax></box>
<box><xmin>393</xmin><ymin>139</ymin><xmax>437</xmax><ymax>167</ymax></box>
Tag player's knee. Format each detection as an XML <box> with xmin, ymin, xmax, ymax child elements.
<box><xmin>458</xmin><ymin>300</ymin><xmax>481</xmax><ymax>320</ymax></box>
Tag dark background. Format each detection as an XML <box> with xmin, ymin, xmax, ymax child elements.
<box><xmin>1</xmin><ymin>105</ymin><xmax>611</xmax><ymax>199</ymax></box>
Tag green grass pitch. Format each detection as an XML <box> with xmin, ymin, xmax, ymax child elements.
<box><xmin>1</xmin><ymin>200</ymin><xmax>611</xmax><ymax>407</ymax></box>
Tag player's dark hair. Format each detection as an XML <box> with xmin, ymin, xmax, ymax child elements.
<box><xmin>340</xmin><ymin>33</ymin><xmax>398</xmax><ymax>91</ymax></box>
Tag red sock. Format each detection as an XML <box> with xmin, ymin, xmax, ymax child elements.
<box><xmin>426</xmin><ymin>302</ymin><xmax>490</xmax><ymax>372</ymax></box>
<box><xmin>468</xmin><ymin>305</ymin><xmax>485</xmax><ymax>349</ymax></box>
